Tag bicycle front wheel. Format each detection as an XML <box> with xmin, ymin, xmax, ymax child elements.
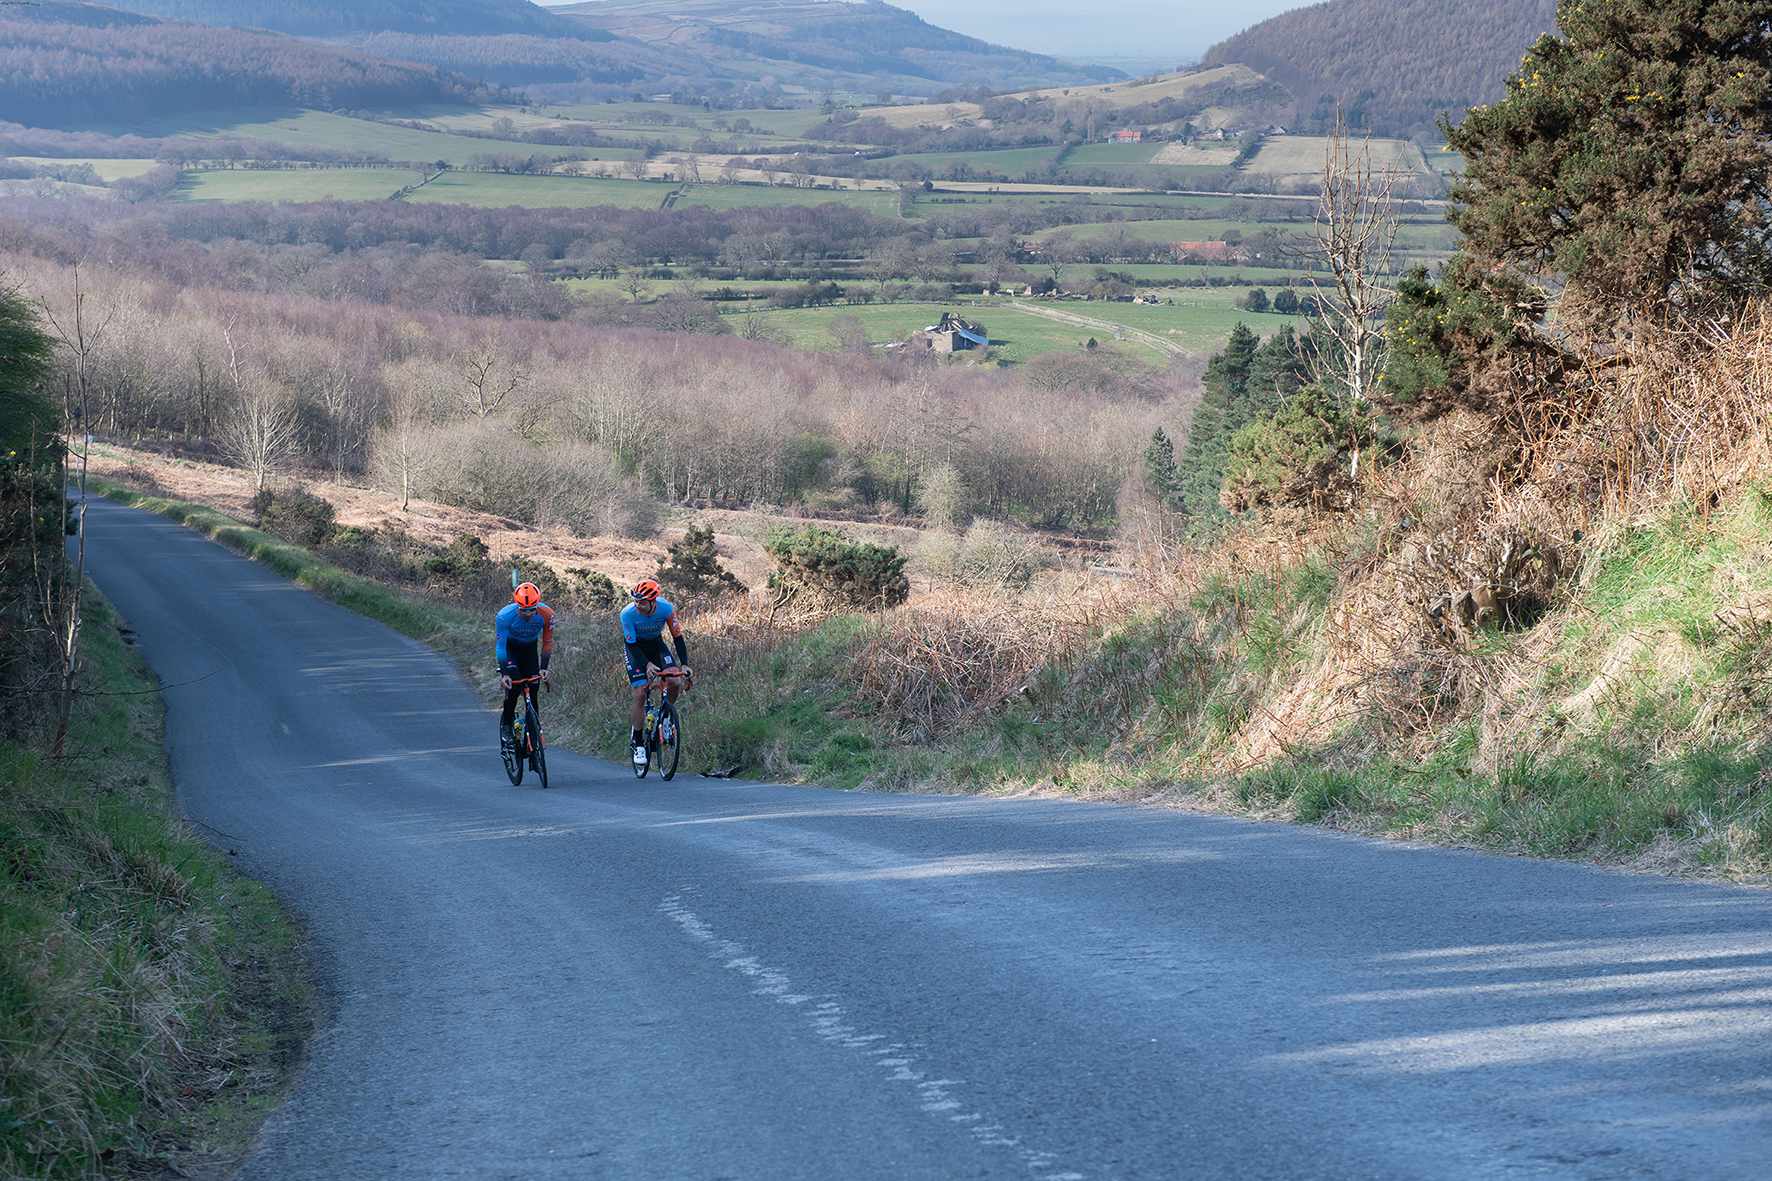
<box><xmin>527</xmin><ymin>698</ymin><xmax>549</xmax><ymax>789</ymax></box>
<box><xmin>502</xmin><ymin>721</ymin><xmax>523</xmax><ymax>787</ymax></box>
<box><xmin>659</xmin><ymin>701</ymin><xmax>681</xmax><ymax>781</ymax></box>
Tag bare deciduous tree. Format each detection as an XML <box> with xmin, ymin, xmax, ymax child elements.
<box><xmin>461</xmin><ymin>344</ymin><xmax>526</xmax><ymax>418</ymax></box>
<box><xmin>1304</xmin><ymin>114</ymin><xmax>1400</xmax><ymax>479</ymax></box>
<box><xmin>374</xmin><ymin>357</ymin><xmax>442</xmax><ymax>510</ymax></box>
<box><xmin>218</xmin><ymin>322</ymin><xmax>299</xmax><ymax>492</ymax></box>
<box><xmin>34</xmin><ymin>265</ymin><xmax>113</xmax><ymax>757</ymax></box>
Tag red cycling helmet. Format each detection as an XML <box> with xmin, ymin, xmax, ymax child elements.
<box><xmin>513</xmin><ymin>582</ymin><xmax>541</xmax><ymax>609</ymax></box>
<box><xmin>630</xmin><ymin>579</ymin><xmax>660</xmax><ymax>603</ymax></box>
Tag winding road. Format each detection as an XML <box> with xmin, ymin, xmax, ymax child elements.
<box><xmin>84</xmin><ymin>497</ymin><xmax>1772</xmax><ymax>1180</ymax></box>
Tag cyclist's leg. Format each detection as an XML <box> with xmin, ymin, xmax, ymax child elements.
<box><xmin>506</xmin><ymin>642</ymin><xmax>540</xmax><ymax>731</ymax></box>
<box><xmin>625</xmin><ymin>643</ymin><xmax>650</xmax><ymax>744</ymax></box>
<box><xmin>657</xmin><ymin>644</ymin><xmax>681</xmax><ymax>705</ymax></box>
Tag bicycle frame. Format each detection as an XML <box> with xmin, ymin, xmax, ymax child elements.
<box><xmin>508</xmin><ymin>675</ymin><xmax>546</xmax><ymax>750</ymax></box>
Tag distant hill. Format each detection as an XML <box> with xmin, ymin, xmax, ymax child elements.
<box><xmin>554</xmin><ymin>0</ymin><xmax>1121</xmax><ymax>96</ymax></box>
<box><xmin>0</xmin><ymin>3</ymin><xmax>485</xmax><ymax>128</ymax></box>
<box><xmin>84</xmin><ymin>0</ymin><xmax>578</xmax><ymax>37</ymax></box>
<box><xmin>77</xmin><ymin>0</ymin><xmax>1119</xmax><ymax>102</ymax></box>
<box><xmin>1202</xmin><ymin>0</ymin><xmax>1558</xmax><ymax>135</ymax></box>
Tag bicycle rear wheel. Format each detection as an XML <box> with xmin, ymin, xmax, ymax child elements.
<box><xmin>659</xmin><ymin>700</ymin><xmax>681</xmax><ymax>781</ymax></box>
<box><xmin>527</xmin><ymin>696</ymin><xmax>549</xmax><ymax>789</ymax></box>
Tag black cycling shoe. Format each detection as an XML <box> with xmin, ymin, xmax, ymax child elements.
<box><xmin>499</xmin><ymin>725</ymin><xmax>515</xmax><ymax>755</ymax></box>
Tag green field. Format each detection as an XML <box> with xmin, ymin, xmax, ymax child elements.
<box><xmin>554</xmin><ymin>102</ymin><xmax>832</xmax><ymax>139</ymax></box>
<box><xmin>1248</xmin><ymin>135</ymin><xmax>1429</xmax><ymax>178</ymax></box>
<box><xmin>1001</xmin><ymin>291</ymin><xmax>1304</xmax><ymax>351</ymax></box>
<box><xmin>12</xmin><ymin>157</ymin><xmax>160</xmax><ymax>181</ymax></box>
<box><xmin>1425</xmin><ymin>148</ymin><xmax>1466</xmax><ymax>174</ymax></box>
<box><xmin>1031</xmin><ymin>216</ymin><xmax>1457</xmax><ymax>252</ymax></box>
<box><xmin>726</xmin><ymin>293</ymin><xmax>1298</xmax><ymax>361</ymax></box>
<box><xmin>912</xmin><ymin>190</ymin><xmax>1318</xmax><ymax>218</ymax></box>
<box><xmin>1063</xmin><ymin>141</ymin><xmax>1163</xmax><ymax>167</ymax></box>
<box><xmin>884</xmin><ymin>146</ymin><xmax>1065</xmax><ymax>175</ymax></box>
<box><xmin>404</xmin><ymin>171</ymin><xmax>671</xmax><ymax>209</ymax></box>
<box><xmin>965</xmin><ymin>262</ymin><xmax>1315</xmax><ymax>286</ymax></box>
<box><xmin>674</xmin><ymin>183</ymin><xmax>902</xmax><ymax>215</ymax></box>
<box><xmin>729</xmin><ymin>302</ymin><xmax>1166</xmax><ymax>363</ymax></box>
<box><xmin>97</xmin><ymin>107</ymin><xmax>600</xmax><ymax>167</ymax></box>
<box><xmin>175</xmin><ymin>168</ymin><xmax>421</xmax><ymax>202</ymax></box>
<box><xmin>1031</xmin><ymin>217</ymin><xmax>1310</xmax><ymax>244</ymax></box>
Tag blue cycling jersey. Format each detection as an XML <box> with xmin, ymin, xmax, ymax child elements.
<box><xmin>620</xmin><ymin>599</ymin><xmax>678</xmax><ymax>645</ymax></box>
<box><xmin>495</xmin><ymin>601</ymin><xmax>554</xmax><ymax>665</ymax></box>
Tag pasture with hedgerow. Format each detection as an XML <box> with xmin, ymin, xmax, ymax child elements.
<box><xmin>6</xmin><ymin>0</ymin><xmax>1772</xmax><ymax>1178</ymax></box>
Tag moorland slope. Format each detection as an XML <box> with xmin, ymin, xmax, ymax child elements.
<box><xmin>1204</xmin><ymin>0</ymin><xmax>1559</xmax><ymax>134</ymax></box>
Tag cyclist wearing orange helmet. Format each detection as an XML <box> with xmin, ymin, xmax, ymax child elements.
<box><xmin>496</xmin><ymin>581</ymin><xmax>555</xmax><ymax>754</ymax></box>
<box><xmin>621</xmin><ymin>578</ymin><xmax>690</xmax><ymax>767</ymax></box>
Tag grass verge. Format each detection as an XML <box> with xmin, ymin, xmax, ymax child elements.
<box><xmin>91</xmin><ymin>478</ymin><xmax>1772</xmax><ymax>880</ymax></box>
<box><xmin>1</xmin><ymin>587</ymin><xmax>311</xmax><ymax>1179</ymax></box>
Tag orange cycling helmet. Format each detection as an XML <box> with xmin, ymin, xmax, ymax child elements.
<box><xmin>513</xmin><ymin>582</ymin><xmax>542</xmax><ymax>609</ymax></box>
<box><xmin>630</xmin><ymin>579</ymin><xmax>660</xmax><ymax>603</ymax></box>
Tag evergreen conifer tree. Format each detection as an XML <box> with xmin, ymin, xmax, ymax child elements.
<box><xmin>1143</xmin><ymin>428</ymin><xmax>1181</xmax><ymax>510</ymax></box>
<box><xmin>1178</xmin><ymin>323</ymin><xmax>1259</xmax><ymax>517</ymax></box>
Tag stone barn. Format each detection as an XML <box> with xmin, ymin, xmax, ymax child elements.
<box><xmin>915</xmin><ymin>311</ymin><xmax>990</xmax><ymax>353</ymax></box>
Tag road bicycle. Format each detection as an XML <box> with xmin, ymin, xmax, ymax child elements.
<box><xmin>502</xmin><ymin>674</ymin><xmax>549</xmax><ymax>789</ymax></box>
<box><xmin>636</xmin><ymin>667</ymin><xmax>687</xmax><ymax>781</ymax></box>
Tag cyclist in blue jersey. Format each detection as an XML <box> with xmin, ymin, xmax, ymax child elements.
<box><xmin>621</xmin><ymin>579</ymin><xmax>691</xmax><ymax>768</ymax></box>
<box><xmin>496</xmin><ymin>581</ymin><xmax>554</xmax><ymax>758</ymax></box>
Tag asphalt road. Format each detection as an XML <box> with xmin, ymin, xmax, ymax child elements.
<box><xmin>83</xmin><ymin>497</ymin><xmax>1772</xmax><ymax>1180</ymax></box>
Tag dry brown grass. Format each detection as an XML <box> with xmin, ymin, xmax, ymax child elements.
<box><xmin>1205</xmin><ymin>303</ymin><xmax>1772</xmax><ymax>770</ymax></box>
<box><xmin>850</xmin><ymin>578</ymin><xmax>1129</xmax><ymax>740</ymax></box>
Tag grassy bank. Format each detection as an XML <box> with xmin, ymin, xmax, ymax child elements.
<box><xmin>1</xmin><ymin>587</ymin><xmax>310</xmax><ymax>1178</ymax></box>
<box><xmin>92</xmin><ymin>478</ymin><xmax>1772</xmax><ymax>881</ymax></box>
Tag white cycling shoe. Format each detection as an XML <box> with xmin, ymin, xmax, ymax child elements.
<box><xmin>632</xmin><ymin>744</ymin><xmax>648</xmax><ymax>767</ymax></box>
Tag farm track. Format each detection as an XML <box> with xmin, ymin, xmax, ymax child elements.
<box><xmin>1010</xmin><ymin>302</ymin><xmax>1191</xmax><ymax>357</ymax></box>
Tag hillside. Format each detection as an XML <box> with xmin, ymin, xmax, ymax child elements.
<box><xmin>81</xmin><ymin>0</ymin><xmax>578</xmax><ymax>36</ymax></box>
<box><xmin>556</xmin><ymin>0</ymin><xmax>1121</xmax><ymax>95</ymax></box>
<box><xmin>857</xmin><ymin>63</ymin><xmax>1283</xmax><ymax>131</ymax></box>
<box><xmin>0</xmin><ymin>3</ymin><xmax>486</xmax><ymax>128</ymax></box>
<box><xmin>1202</xmin><ymin>0</ymin><xmax>1558</xmax><ymax>135</ymax></box>
<box><xmin>71</xmin><ymin>0</ymin><xmax>1120</xmax><ymax>102</ymax></box>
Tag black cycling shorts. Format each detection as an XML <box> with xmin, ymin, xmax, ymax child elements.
<box><xmin>503</xmin><ymin>639</ymin><xmax>542</xmax><ymax>679</ymax></box>
<box><xmin>625</xmin><ymin>638</ymin><xmax>677</xmax><ymax>686</ymax></box>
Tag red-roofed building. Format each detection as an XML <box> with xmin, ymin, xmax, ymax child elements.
<box><xmin>1111</xmin><ymin>128</ymin><xmax>1144</xmax><ymax>143</ymax></box>
<box><xmin>1171</xmin><ymin>241</ymin><xmax>1250</xmax><ymax>264</ymax></box>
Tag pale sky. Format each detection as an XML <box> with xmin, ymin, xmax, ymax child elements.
<box><xmin>543</xmin><ymin>2</ymin><xmax>1312</xmax><ymax>67</ymax></box>
<box><xmin>888</xmin><ymin>1</ymin><xmax>1307</xmax><ymax>63</ymax></box>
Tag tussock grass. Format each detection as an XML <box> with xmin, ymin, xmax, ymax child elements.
<box><xmin>0</xmin><ymin>590</ymin><xmax>308</xmax><ymax>1179</ymax></box>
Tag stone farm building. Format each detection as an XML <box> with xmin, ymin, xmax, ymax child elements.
<box><xmin>912</xmin><ymin>311</ymin><xmax>990</xmax><ymax>353</ymax></box>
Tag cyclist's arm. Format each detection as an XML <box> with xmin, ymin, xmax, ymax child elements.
<box><xmin>538</xmin><ymin>605</ymin><xmax>555</xmax><ymax>670</ymax></box>
<box><xmin>495</xmin><ymin>609</ymin><xmax>513</xmax><ymax>673</ymax></box>
<box><xmin>668</xmin><ymin>614</ymin><xmax>688</xmax><ymax>666</ymax></box>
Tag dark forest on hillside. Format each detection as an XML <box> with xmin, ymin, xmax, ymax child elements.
<box><xmin>0</xmin><ymin>9</ymin><xmax>487</xmax><ymax>127</ymax></box>
<box><xmin>1203</xmin><ymin>0</ymin><xmax>1559</xmax><ymax>134</ymax></box>
<box><xmin>80</xmin><ymin>0</ymin><xmax>578</xmax><ymax>37</ymax></box>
